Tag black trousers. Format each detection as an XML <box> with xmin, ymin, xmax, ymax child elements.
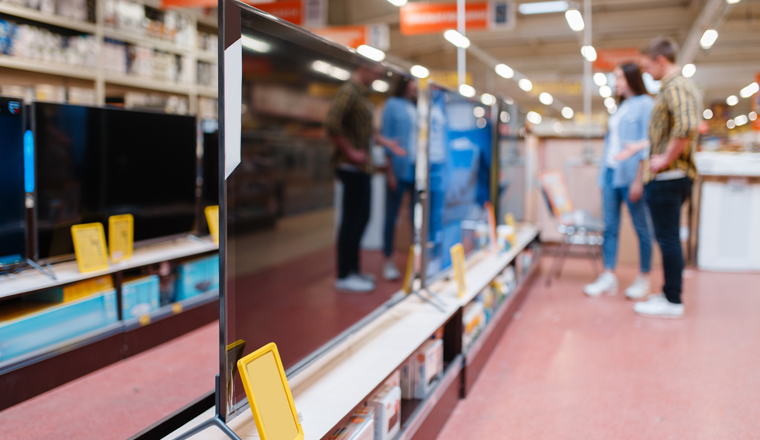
<box><xmin>645</xmin><ymin>177</ymin><xmax>692</xmax><ymax>304</ymax></box>
<box><xmin>337</xmin><ymin>169</ymin><xmax>371</xmax><ymax>279</ymax></box>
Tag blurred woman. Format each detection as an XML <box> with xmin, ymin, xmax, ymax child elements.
<box><xmin>584</xmin><ymin>63</ymin><xmax>654</xmax><ymax>299</ymax></box>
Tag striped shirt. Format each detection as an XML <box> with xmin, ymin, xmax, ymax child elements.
<box><xmin>646</xmin><ymin>73</ymin><xmax>700</xmax><ymax>182</ymax></box>
<box><xmin>325</xmin><ymin>80</ymin><xmax>374</xmax><ymax>174</ymax></box>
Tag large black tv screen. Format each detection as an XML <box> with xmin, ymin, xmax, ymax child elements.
<box><xmin>34</xmin><ymin>103</ymin><xmax>197</xmax><ymax>260</ymax></box>
<box><xmin>0</xmin><ymin>97</ymin><xmax>27</xmax><ymax>266</ymax></box>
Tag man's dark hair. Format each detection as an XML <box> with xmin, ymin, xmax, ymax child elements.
<box><xmin>640</xmin><ymin>36</ymin><xmax>679</xmax><ymax>63</ymax></box>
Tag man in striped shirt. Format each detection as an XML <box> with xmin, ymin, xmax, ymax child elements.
<box><xmin>632</xmin><ymin>36</ymin><xmax>699</xmax><ymax>319</ymax></box>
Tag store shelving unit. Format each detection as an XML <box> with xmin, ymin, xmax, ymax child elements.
<box><xmin>0</xmin><ymin>0</ymin><xmax>218</xmax><ymax>112</ymax></box>
<box><xmin>0</xmin><ymin>236</ymin><xmax>220</xmax><ymax>411</ymax></box>
<box><xmin>160</xmin><ymin>225</ymin><xmax>541</xmax><ymax>440</ymax></box>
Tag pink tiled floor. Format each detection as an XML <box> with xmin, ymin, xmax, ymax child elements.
<box><xmin>437</xmin><ymin>258</ymin><xmax>760</xmax><ymax>440</ymax></box>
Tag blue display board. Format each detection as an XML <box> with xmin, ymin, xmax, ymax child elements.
<box><xmin>426</xmin><ymin>87</ymin><xmax>492</xmax><ymax>278</ymax></box>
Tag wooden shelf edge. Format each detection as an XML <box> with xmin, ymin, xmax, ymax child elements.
<box><xmin>0</xmin><ymin>54</ymin><xmax>97</xmax><ymax>80</ymax></box>
<box><xmin>0</xmin><ymin>3</ymin><xmax>97</xmax><ymax>33</ymax></box>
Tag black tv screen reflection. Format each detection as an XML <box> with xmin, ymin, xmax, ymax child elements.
<box><xmin>34</xmin><ymin>103</ymin><xmax>197</xmax><ymax>260</ymax></box>
<box><xmin>0</xmin><ymin>97</ymin><xmax>27</xmax><ymax>266</ymax></box>
<box><xmin>224</xmin><ymin>5</ymin><xmax>416</xmax><ymax>414</ymax></box>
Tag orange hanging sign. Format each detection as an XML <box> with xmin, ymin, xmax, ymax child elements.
<box><xmin>400</xmin><ymin>2</ymin><xmax>513</xmax><ymax>36</ymax></box>
<box><xmin>593</xmin><ymin>47</ymin><xmax>640</xmax><ymax>71</ymax></box>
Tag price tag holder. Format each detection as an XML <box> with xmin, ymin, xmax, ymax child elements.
<box><xmin>109</xmin><ymin>214</ymin><xmax>134</xmax><ymax>263</ymax></box>
<box><xmin>71</xmin><ymin>223</ymin><xmax>109</xmax><ymax>273</ymax></box>
<box><xmin>505</xmin><ymin>213</ymin><xmax>517</xmax><ymax>245</ymax></box>
<box><xmin>205</xmin><ymin>205</ymin><xmax>220</xmax><ymax>243</ymax></box>
<box><xmin>450</xmin><ymin>243</ymin><xmax>467</xmax><ymax>298</ymax></box>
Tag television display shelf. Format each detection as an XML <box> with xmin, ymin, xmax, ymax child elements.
<box><xmin>0</xmin><ymin>236</ymin><xmax>218</xmax><ymax>301</ymax></box>
<box><xmin>162</xmin><ymin>225</ymin><xmax>539</xmax><ymax>440</ymax></box>
<box><xmin>122</xmin><ymin>289</ymin><xmax>219</xmax><ymax>332</ymax></box>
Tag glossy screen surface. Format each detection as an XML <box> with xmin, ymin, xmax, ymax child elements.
<box><xmin>0</xmin><ymin>97</ymin><xmax>26</xmax><ymax>265</ymax></box>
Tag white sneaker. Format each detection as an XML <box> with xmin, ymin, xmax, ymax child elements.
<box><xmin>336</xmin><ymin>274</ymin><xmax>375</xmax><ymax>293</ymax></box>
<box><xmin>634</xmin><ymin>294</ymin><xmax>684</xmax><ymax>318</ymax></box>
<box><xmin>353</xmin><ymin>272</ymin><xmax>375</xmax><ymax>283</ymax></box>
<box><xmin>584</xmin><ymin>271</ymin><xmax>618</xmax><ymax>297</ymax></box>
<box><xmin>384</xmin><ymin>261</ymin><xmax>400</xmax><ymax>281</ymax></box>
<box><xmin>625</xmin><ymin>275</ymin><xmax>651</xmax><ymax>300</ymax></box>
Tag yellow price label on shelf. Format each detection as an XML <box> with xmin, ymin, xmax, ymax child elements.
<box><xmin>172</xmin><ymin>303</ymin><xmax>183</xmax><ymax>315</ymax></box>
<box><xmin>402</xmin><ymin>245</ymin><xmax>416</xmax><ymax>295</ymax></box>
<box><xmin>108</xmin><ymin>214</ymin><xmax>134</xmax><ymax>263</ymax></box>
<box><xmin>205</xmin><ymin>205</ymin><xmax>220</xmax><ymax>243</ymax></box>
<box><xmin>139</xmin><ymin>315</ymin><xmax>151</xmax><ymax>326</ymax></box>
<box><xmin>71</xmin><ymin>223</ymin><xmax>109</xmax><ymax>273</ymax></box>
<box><xmin>505</xmin><ymin>213</ymin><xmax>517</xmax><ymax>245</ymax></box>
<box><xmin>450</xmin><ymin>243</ymin><xmax>467</xmax><ymax>298</ymax></box>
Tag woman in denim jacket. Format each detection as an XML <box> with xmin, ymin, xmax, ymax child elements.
<box><xmin>585</xmin><ymin>63</ymin><xmax>654</xmax><ymax>299</ymax></box>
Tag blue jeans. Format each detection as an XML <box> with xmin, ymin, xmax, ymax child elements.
<box><xmin>383</xmin><ymin>180</ymin><xmax>415</xmax><ymax>258</ymax></box>
<box><xmin>601</xmin><ymin>169</ymin><xmax>653</xmax><ymax>273</ymax></box>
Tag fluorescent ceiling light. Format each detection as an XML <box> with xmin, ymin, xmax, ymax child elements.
<box><xmin>473</xmin><ymin>107</ymin><xmax>486</xmax><ymax>118</ymax></box>
<box><xmin>526</xmin><ymin>111</ymin><xmax>542</xmax><ymax>124</ymax></box>
<box><xmin>735</xmin><ymin>114</ymin><xmax>749</xmax><ymax>126</ymax></box>
<box><xmin>565</xmin><ymin>9</ymin><xmax>584</xmax><ymax>31</ymax></box>
<box><xmin>561</xmin><ymin>107</ymin><xmax>574</xmax><ymax>119</ymax></box>
<box><xmin>599</xmin><ymin>85</ymin><xmax>612</xmax><ymax>98</ymax></box>
<box><xmin>519</xmin><ymin>1</ymin><xmax>568</xmax><ymax>15</ymax></box>
<box><xmin>682</xmin><ymin>63</ymin><xmax>696</xmax><ymax>78</ymax></box>
<box><xmin>726</xmin><ymin>0</ymin><xmax>740</xmax><ymax>4</ymax></box>
<box><xmin>740</xmin><ymin>82</ymin><xmax>759</xmax><ymax>98</ymax></box>
<box><xmin>604</xmin><ymin>97</ymin><xmax>616</xmax><ymax>108</ymax></box>
<box><xmin>700</xmin><ymin>29</ymin><xmax>718</xmax><ymax>49</ymax></box>
<box><xmin>495</xmin><ymin>64</ymin><xmax>514</xmax><ymax>79</ymax></box>
<box><xmin>372</xmin><ymin>80</ymin><xmax>390</xmax><ymax>93</ymax></box>
<box><xmin>608</xmin><ymin>105</ymin><xmax>617</xmax><ymax>114</ymax></box>
<box><xmin>387</xmin><ymin>0</ymin><xmax>407</xmax><ymax>6</ymax></box>
<box><xmin>553</xmin><ymin>121</ymin><xmax>564</xmax><ymax>133</ymax></box>
<box><xmin>242</xmin><ymin>35</ymin><xmax>272</xmax><ymax>53</ymax></box>
<box><xmin>539</xmin><ymin>92</ymin><xmax>553</xmax><ymax>105</ymax></box>
<box><xmin>581</xmin><ymin>45</ymin><xmax>597</xmax><ymax>62</ymax></box>
<box><xmin>593</xmin><ymin>72</ymin><xmax>607</xmax><ymax>86</ymax></box>
<box><xmin>312</xmin><ymin>60</ymin><xmax>351</xmax><ymax>81</ymax></box>
<box><xmin>444</xmin><ymin>30</ymin><xmax>470</xmax><ymax>48</ymax></box>
<box><xmin>750</xmin><ymin>111</ymin><xmax>757</xmax><ymax>121</ymax></box>
<box><xmin>504</xmin><ymin>97</ymin><xmax>515</xmax><ymax>104</ymax></box>
<box><xmin>410</xmin><ymin>65</ymin><xmax>430</xmax><ymax>78</ymax></box>
<box><xmin>703</xmin><ymin>109</ymin><xmax>713</xmax><ymax>120</ymax></box>
<box><xmin>481</xmin><ymin>93</ymin><xmax>496</xmax><ymax>106</ymax></box>
<box><xmin>357</xmin><ymin>45</ymin><xmax>385</xmax><ymax>62</ymax></box>
<box><xmin>459</xmin><ymin>84</ymin><xmax>476</xmax><ymax>97</ymax></box>
<box><xmin>500</xmin><ymin>111</ymin><xmax>510</xmax><ymax>123</ymax></box>
<box><xmin>518</xmin><ymin>78</ymin><xmax>533</xmax><ymax>92</ymax></box>
<box><xmin>726</xmin><ymin>119</ymin><xmax>736</xmax><ymax>129</ymax></box>
<box><xmin>726</xmin><ymin>95</ymin><xmax>739</xmax><ymax>106</ymax></box>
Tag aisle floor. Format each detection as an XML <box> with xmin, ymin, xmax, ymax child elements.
<box><xmin>437</xmin><ymin>258</ymin><xmax>760</xmax><ymax>440</ymax></box>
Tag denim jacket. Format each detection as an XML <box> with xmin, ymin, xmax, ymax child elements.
<box><xmin>597</xmin><ymin>94</ymin><xmax>654</xmax><ymax>189</ymax></box>
<box><xmin>381</xmin><ymin>97</ymin><xmax>417</xmax><ymax>183</ymax></box>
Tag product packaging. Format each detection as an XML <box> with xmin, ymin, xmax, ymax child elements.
<box><xmin>328</xmin><ymin>406</ymin><xmax>375</xmax><ymax>440</ymax></box>
<box><xmin>413</xmin><ymin>339</ymin><xmax>443</xmax><ymax>399</ymax></box>
<box><xmin>367</xmin><ymin>385</ymin><xmax>401</xmax><ymax>440</ymax></box>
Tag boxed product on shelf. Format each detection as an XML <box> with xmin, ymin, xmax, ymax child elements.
<box><xmin>384</xmin><ymin>368</ymin><xmax>401</xmax><ymax>389</ymax></box>
<box><xmin>27</xmin><ymin>275</ymin><xmax>114</xmax><ymax>303</ymax></box>
<box><xmin>0</xmin><ymin>289</ymin><xmax>118</xmax><ymax>362</ymax></box>
<box><xmin>121</xmin><ymin>275</ymin><xmax>160</xmax><ymax>319</ymax></box>
<box><xmin>328</xmin><ymin>406</ymin><xmax>375</xmax><ymax>440</ymax></box>
<box><xmin>104</xmin><ymin>38</ymin><xmax>128</xmax><ymax>74</ymax></box>
<box><xmin>68</xmin><ymin>87</ymin><xmax>96</xmax><ymax>105</ymax></box>
<box><xmin>399</xmin><ymin>359</ymin><xmax>415</xmax><ymax>399</ymax></box>
<box><xmin>462</xmin><ymin>300</ymin><xmax>485</xmax><ymax>351</ymax></box>
<box><xmin>174</xmin><ymin>254</ymin><xmax>219</xmax><ymax>301</ymax></box>
<box><xmin>56</xmin><ymin>0</ymin><xmax>87</xmax><ymax>22</ymax></box>
<box><xmin>412</xmin><ymin>338</ymin><xmax>443</xmax><ymax>399</ymax></box>
<box><xmin>367</xmin><ymin>385</ymin><xmax>401</xmax><ymax>440</ymax></box>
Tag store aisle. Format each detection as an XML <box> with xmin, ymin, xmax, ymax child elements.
<box><xmin>0</xmin><ymin>322</ymin><xmax>218</xmax><ymax>440</ymax></box>
<box><xmin>438</xmin><ymin>258</ymin><xmax>760</xmax><ymax>440</ymax></box>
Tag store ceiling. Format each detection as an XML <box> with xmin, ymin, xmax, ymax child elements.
<box><xmin>328</xmin><ymin>0</ymin><xmax>760</xmax><ymax>117</ymax></box>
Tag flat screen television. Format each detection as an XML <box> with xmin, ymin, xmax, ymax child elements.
<box><xmin>423</xmin><ymin>84</ymin><xmax>493</xmax><ymax>281</ymax></box>
<box><xmin>221</xmin><ymin>1</ymin><xmax>414</xmax><ymax>418</ymax></box>
<box><xmin>34</xmin><ymin>103</ymin><xmax>197</xmax><ymax>261</ymax></box>
<box><xmin>0</xmin><ymin>97</ymin><xmax>27</xmax><ymax>267</ymax></box>
<box><xmin>496</xmin><ymin>99</ymin><xmax>527</xmax><ymax>222</ymax></box>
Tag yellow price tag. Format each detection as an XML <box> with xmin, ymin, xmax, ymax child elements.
<box><xmin>172</xmin><ymin>303</ymin><xmax>183</xmax><ymax>315</ymax></box>
<box><xmin>108</xmin><ymin>214</ymin><xmax>133</xmax><ymax>263</ymax></box>
<box><xmin>71</xmin><ymin>223</ymin><xmax>109</xmax><ymax>273</ymax></box>
<box><xmin>402</xmin><ymin>245</ymin><xmax>416</xmax><ymax>295</ymax></box>
<box><xmin>139</xmin><ymin>315</ymin><xmax>151</xmax><ymax>326</ymax></box>
<box><xmin>450</xmin><ymin>243</ymin><xmax>467</xmax><ymax>298</ymax></box>
<box><xmin>205</xmin><ymin>205</ymin><xmax>220</xmax><ymax>243</ymax></box>
<box><xmin>505</xmin><ymin>213</ymin><xmax>517</xmax><ymax>245</ymax></box>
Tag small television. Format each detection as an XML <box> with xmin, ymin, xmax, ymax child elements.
<box><xmin>0</xmin><ymin>96</ymin><xmax>27</xmax><ymax>267</ymax></box>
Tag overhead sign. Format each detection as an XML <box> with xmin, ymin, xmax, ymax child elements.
<box><xmin>400</xmin><ymin>1</ymin><xmax>514</xmax><ymax>36</ymax></box>
<box><xmin>593</xmin><ymin>47</ymin><xmax>640</xmax><ymax>71</ymax></box>
<box><xmin>310</xmin><ymin>24</ymin><xmax>390</xmax><ymax>50</ymax></box>
<box><xmin>531</xmin><ymin>81</ymin><xmax>582</xmax><ymax>96</ymax></box>
<box><xmin>162</xmin><ymin>0</ymin><xmax>326</xmax><ymax>26</ymax></box>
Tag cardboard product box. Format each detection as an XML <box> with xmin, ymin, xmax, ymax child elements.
<box><xmin>413</xmin><ymin>339</ymin><xmax>443</xmax><ymax>399</ymax></box>
<box><xmin>367</xmin><ymin>385</ymin><xmax>401</xmax><ymax>440</ymax></box>
<box><xmin>121</xmin><ymin>275</ymin><xmax>160</xmax><ymax>319</ymax></box>
<box><xmin>175</xmin><ymin>254</ymin><xmax>219</xmax><ymax>301</ymax></box>
<box><xmin>400</xmin><ymin>359</ymin><xmax>415</xmax><ymax>400</ymax></box>
<box><xmin>328</xmin><ymin>406</ymin><xmax>375</xmax><ymax>440</ymax></box>
<box><xmin>27</xmin><ymin>275</ymin><xmax>114</xmax><ymax>303</ymax></box>
<box><xmin>384</xmin><ymin>369</ymin><xmax>401</xmax><ymax>389</ymax></box>
<box><xmin>462</xmin><ymin>301</ymin><xmax>485</xmax><ymax>351</ymax></box>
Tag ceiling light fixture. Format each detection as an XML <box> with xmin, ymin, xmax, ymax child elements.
<box><xmin>581</xmin><ymin>45</ymin><xmax>597</xmax><ymax>62</ymax></box>
<box><xmin>726</xmin><ymin>119</ymin><xmax>735</xmax><ymax>129</ymax></box>
<box><xmin>526</xmin><ymin>111</ymin><xmax>543</xmax><ymax>124</ymax></box>
<box><xmin>703</xmin><ymin>109</ymin><xmax>713</xmax><ymax>120</ymax></box>
<box><xmin>740</xmin><ymin>82</ymin><xmax>759</xmax><ymax>98</ymax></box>
<box><xmin>386</xmin><ymin>0</ymin><xmax>407</xmax><ymax>6</ymax></box>
<box><xmin>459</xmin><ymin>84</ymin><xmax>476</xmax><ymax>97</ymax></box>
<box><xmin>444</xmin><ymin>30</ymin><xmax>471</xmax><ymax>48</ymax></box>
<box><xmin>539</xmin><ymin>92</ymin><xmax>554</xmax><ymax>105</ymax></box>
<box><xmin>481</xmin><ymin>93</ymin><xmax>496</xmax><ymax>106</ymax></box>
<box><xmin>599</xmin><ymin>85</ymin><xmax>612</xmax><ymax>98</ymax></box>
<box><xmin>357</xmin><ymin>45</ymin><xmax>386</xmax><ymax>62</ymax></box>
<box><xmin>726</xmin><ymin>95</ymin><xmax>739</xmax><ymax>106</ymax></box>
<box><xmin>410</xmin><ymin>65</ymin><xmax>430</xmax><ymax>79</ymax></box>
<box><xmin>604</xmin><ymin>97</ymin><xmax>616</xmax><ymax>108</ymax></box>
<box><xmin>495</xmin><ymin>63</ymin><xmax>514</xmax><ymax>79</ymax></box>
<box><xmin>519</xmin><ymin>1</ymin><xmax>569</xmax><ymax>15</ymax></box>
<box><xmin>565</xmin><ymin>5</ymin><xmax>584</xmax><ymax>31</ymax></box>
<box><xmin>700</xmin><ymin>29</ymin><xmax>718</xmax><ymax>49</ymax></box>
<box><xmin>682</xmin><ymin>63</ymin><xmax>696</xmax><ymax>78</ymax></box>
<box><xmin>518</xmin><ymin>78</ymin><xmax>533</xmax><ymax>92</ymax></box>
<box><xmin>561</xmin><ymin>107</ymin><xmax>574</xmax><ymax>119</ymax></box>
<box><xmin>593</xmin><ymin>72</ymin><xmax>607</xmax><ymax>86</ymax></box>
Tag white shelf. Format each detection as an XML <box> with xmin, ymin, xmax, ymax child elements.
<box><xmin>122</xmin><ymin>289</ymin><xmax>219</xmax><ymax>331</ymax></box>
<box><xmin>0</xmin><ymin>3</ymin><xmax>97</xmax><ymax>33</ymax></box>
<box><xmin>104</xmin><ymin>73</ymin><xmax>194</xmax><ymax>95</ymax></box>
<box><xmin>0</xmin><ymin>236</ymin><xmax>218</xmax><ymax>301</ymax></box>
<box><xmin>163</xmin><ymin>225</ymin><xmax>540</xmax><ymax>440</ymax></box>
<box><xmin>0</xmin><ymin>54</ymin><xmax>97</xmax><ymax>80</ymax></box>
<box><xmin>196</xmin><ymin>50</ymin><xmax>217</xmax><ymax>64</ymax></box>
<box><xmin>103</xmin><ymin>27</ymin><xmax>194</xmax><ymax>56</ymax></box>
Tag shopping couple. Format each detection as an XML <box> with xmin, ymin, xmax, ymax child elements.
<box><xmin>585</xmin><ymin>36</ymin><xmax>699</xmax><ymax>320</ymax></box>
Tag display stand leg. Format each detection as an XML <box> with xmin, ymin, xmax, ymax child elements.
<box><xmin>26</xmin><ymin>259</ymin><xmax>57</xmax><ymax>280</ymax></box>
<box><xmin>413</xmin><ymin>289</ymin><xmax>447</xmax><ymax>312</ymax></box>
<box><xmin>187</xmin><ymin>234</ymin><xmax>209</xmax><ymax>245</ymax></box>
<box><xmin>173</xmin><ymin>375</ymin><xmax>242</xmax><ymax>440</ymax></box>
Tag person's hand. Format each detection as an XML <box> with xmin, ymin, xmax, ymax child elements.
<box><xmin>615</xmin><ymin>141</ymin><xmax>647</xmax><ymax>161</ymax></box>
<box><xmin>386</xmin><ymin>139</ymin><xmax>406</xmax><ymax>157</ymax></box>
<box><xmin>348</xmin><ymin>148</ymin><xmax>368</xmax><ymax>166</ymax></box>
<box><xmin>649</xmin><ymin>153</ymin><xmax>671</xmax><ymax>173</ymax></box>
<box><xmin>629</xmin><ymin>180</ymin><xmax>644</xmax><ymax>203</ymax></box>
<box><xmin>386</xmin><ymin>169</ymin><xmax>397</xmax><ymax>191</ymax></box>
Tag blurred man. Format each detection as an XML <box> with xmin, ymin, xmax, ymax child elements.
<box><xmin>633</xmin><ymin>36</ymin><xmax>699</xmax><ymax>318</ymax></box>
<box><xmin>326</xmin><ymin>62</ymin><xmax>404</xmax><ymax>292</ymax></box>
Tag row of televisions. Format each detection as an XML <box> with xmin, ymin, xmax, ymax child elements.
<box><xmin>0</xmin><ymin>96</ymin><xmax>218</xmax><ymax>270</ymax></box>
